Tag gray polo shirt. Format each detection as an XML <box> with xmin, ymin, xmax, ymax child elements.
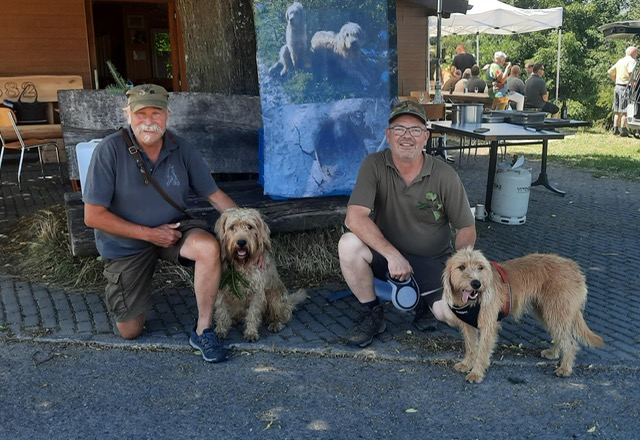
<box><xmin>83</xmin><ymin>127</ymin><xmax>218</xmax><ymax>259</ymax></box>
<box><xmin>348</xmin><ymin>149</ymin><xmax>474</xmax><ymax>258</ymax></box>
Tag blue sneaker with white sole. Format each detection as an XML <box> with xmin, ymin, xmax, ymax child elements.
<box><xmin>189</xmin><ymin>327</ymin><xmax>229</xmax><ymax>363</ymax></box>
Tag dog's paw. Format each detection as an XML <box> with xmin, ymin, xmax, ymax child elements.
<box><xmin>465</xmin><ymin>371</ymin><xmax>485</xmax><ymax>383</ymax></box>
<box><xmin>214</xmin><ymin>327</ymin><xmax>229</xmax><ymax>340</ymax></box>
<box><xmin>541</xmin><ymin>348</ymin><xmax>559</xmax><ymax>360</ymax></box>
<box><xmin>243</xmin><ymin>330</ymin><xmax>260</xmax><ymax>342</ymax></box>
<box><xmin>454</xmin><ymin>361</ymin><xmax>473</xmax><ymax>373</ymax></box>
<box><xmin>554</xmin><ymin>366</ymin><xmax>573</xmax><ymax>377</ymax></box>
<box><xmin>267</xmin><ymin>322</ymin><xmax>285</xmax><ymax>333</ymax></box>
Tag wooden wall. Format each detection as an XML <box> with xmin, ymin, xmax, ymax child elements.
<box><xmin>0</xmin><ymin>0</ymin><xmax>92</xmax><ymax>88</ymax></box>
<box><xmin>396</xmin><ymin>0</ymin><xmax>427</xmax><ymax>96</ymax></box>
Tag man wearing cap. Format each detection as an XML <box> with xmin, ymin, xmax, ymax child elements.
<box><xmin>83</xmin><ymin>84</ymin><xmax>237</xmax><ymax>363</ymax></box>
<box><xmin>338</xmin><ymin>100</ymin><xmax>476</xmax><ymax>348</ymax></box>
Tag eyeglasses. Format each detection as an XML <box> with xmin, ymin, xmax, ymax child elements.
<box><xmin>389</xmin><ymin>125</ymin><xmax>425</xmax><ymax>137</ymax></box>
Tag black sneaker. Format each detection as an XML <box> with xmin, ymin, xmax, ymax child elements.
<box><xmin>190</xmin><ymin>327</ymin><xmax>229</xmax><ymax>363</ymax></box>
<box><xmin>346</xmin><ymin>304</ymin><xmax>386</xmax><ymax>348</ymax></box>
<box><xmin>613</xmin><ymin>127</ymin><xmax>620</xmax><ymax>136</ymax></box>
<box><xmin>620</xmin><ymin>128</ymin><xmax>630</xmax><ymax>137</ymax></box>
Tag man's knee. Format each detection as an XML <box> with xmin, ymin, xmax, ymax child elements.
<box><xmin>338</xmin><ymin>232</ymin><xmax>359</xmax><ymax>258</ymax></box>
<box><xmin>116</xmin><ymin>314</ymin><xmax>145</xmax><ymax>339</ymax></box>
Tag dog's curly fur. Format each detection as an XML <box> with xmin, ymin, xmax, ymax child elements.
<box><xmin>442</xmin><ymin>247</ymin><xmax>604</xmax><ymax>383</ymax></box>
<box><xmin>310</xmin><ymin>22</ymin><xmax>371</xmax><ymax>86</ymax></box>
<box><xmin>213</xmin><ymin>208</ymin><xmax>307</xmax><ymax>342</ymax></box>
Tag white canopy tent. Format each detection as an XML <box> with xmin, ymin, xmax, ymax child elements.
<box><xmin>427</xmin><ymin>0</ymin><xmax>564</xmax><ymax>101</ymax></box>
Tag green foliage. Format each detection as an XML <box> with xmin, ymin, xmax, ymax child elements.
<box><xmin>437</xmin><ymin>0</ymin><xmax>640</xmax><ymax>127</ymax></box>
<box><xmin>220</xmin><ymin>267</ymin><xmax>250</xmax><ymax>299</ymax></box>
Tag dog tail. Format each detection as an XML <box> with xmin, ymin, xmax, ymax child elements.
<box><xmin>287</xmin><ymin>288</ymin><xmax>308</xmax><ymax>309</ymax></box>
<box><xmin>574</xmin><ymin>314</ymin><xmax>605</xmax><ymax>347</ymax></box>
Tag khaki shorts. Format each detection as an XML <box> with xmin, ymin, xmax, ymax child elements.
<box><xmin>102</xmin><ymin>228</ymin><xmax>201</xmax><ymax>322</ymax></box>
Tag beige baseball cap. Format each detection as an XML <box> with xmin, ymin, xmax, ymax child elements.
<box><xmin>126</xmin><ymin>84</ymin><xmax>169</xmax><ymax>112</ymax></box>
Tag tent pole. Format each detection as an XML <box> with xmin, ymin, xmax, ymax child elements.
<box><xmin>476</xmin><ymin>32</ymin><xmax>480</xmax><ymax>64</ymax></box>
<box><xmin>556</xmin><ymin>27</ymin><xmax>562</xmax><ymax>103</ymax></box>
<box><xmin>427</xmin><ymin>22</ymin><xmax>431</xmax><ymax>93</ymax></box>
<box><xmin>433</xmin><ymin>0</ymin><xmax>444</xmax><ymax>103</ymax></box>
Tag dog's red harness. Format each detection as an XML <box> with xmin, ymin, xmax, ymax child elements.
<box><xmin>449</xmin><ymin>261</ymin><xmax>511</xmax><ymax>328</ymax></box>
<box><xmin>490</xmin><ymin>261</ymin><xmax>511</xmax><ymax>319</ymax></box>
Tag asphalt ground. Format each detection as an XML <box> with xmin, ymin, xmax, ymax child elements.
<box><xmin>1</xmin><ymin>148</ymin><xmax>639</xmax><ymax>372</ymax></box>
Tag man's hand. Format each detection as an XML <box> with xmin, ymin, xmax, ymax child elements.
<box><xmin>147</xmin><ymin>223</ymin><xmax>182</xmax><ymax>248</ymax></box>
<box><xmin>386</xmin><ymin>254</ymin><xmax>413</xmax><ymax>282</ymax></box>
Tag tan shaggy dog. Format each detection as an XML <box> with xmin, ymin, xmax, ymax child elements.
<box><xmin>442</xmin><ymin>247</ymin><xmax>604</xmax><ymax>383</ymax></box>
<box><xmin>269</xmin><ymin>2</ymin><xmax>308</xmax><ymax>76</ymax></box>
<box><xmin>213</xmin><ymin>208</ymin><xmax>307</xmax><ymax>342</ymax></box>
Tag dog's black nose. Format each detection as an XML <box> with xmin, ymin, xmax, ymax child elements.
<box><xmin>237</xmin><ymin>240</ymin><xmax>247</xmax><ymax>248</ymax></box>
<box><xmin>470</xmin><ymin>280</ymin><xmax>481</xmax><ymax>290</ymax></box>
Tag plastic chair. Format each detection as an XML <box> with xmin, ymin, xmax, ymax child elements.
<box><xmin>0</xmin><ymin>107</ymin><xmax>62</xmax><ymax>189</ymax></box>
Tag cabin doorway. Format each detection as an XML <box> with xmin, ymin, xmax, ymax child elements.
<box><xmin>86</xmin><ymin>0</ymin><xmax>186</xmax><ymax>91</ymax></box>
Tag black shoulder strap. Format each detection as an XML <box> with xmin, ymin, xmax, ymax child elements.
<box><xmin>119</xmin><ymin>127</ymin><xmax>191</xmax><ymax>218</ymax></box>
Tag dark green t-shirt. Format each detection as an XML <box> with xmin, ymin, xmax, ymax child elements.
<box><xmin>348</xmin><ymin>149</ymin><xmax>474</xmax><ymax>258</ymax></box>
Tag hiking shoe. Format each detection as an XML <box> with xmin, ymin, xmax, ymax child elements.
<box><xmin>620</xmin><ymin>128</ymin><xmax>630</xmax><ymax>137</ymax></box>
<box><xmin>613</xmin><ymin>127</ymin><xmax>620</xmax><ymax>136</ymax></box>
<box><xmin>413</xmin><ymin>307</ymin><xmax>438</xmax><ymax>332</ymax></box>
<box><xmin>190</xmin><ymin>327</ymin><xmax>229</xmax><ymax>363</ymax></box>
<box><xmin>346</xmin><ymin>304</ymin><xmax>386</xmax><ymax>348</ymax></box>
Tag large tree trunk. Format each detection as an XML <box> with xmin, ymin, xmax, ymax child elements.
<box><xmin>178</xmin><ymin>0</ymin><xmax>259</xmax><ymax>95</ymax></box>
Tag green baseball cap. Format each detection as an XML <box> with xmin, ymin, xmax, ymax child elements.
<box><xmin>389</xmin><ymin>100</ymin><xmax>427</xmax><ymax>125</ymax></box>
<box><xmin>126</xmin><ymin>84</ymin><xmax>169</xmax><ymax>112</ymax></box>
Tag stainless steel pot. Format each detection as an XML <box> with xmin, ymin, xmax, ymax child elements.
<box><xmin>451</xmin><ymin>103</ymin><xmax>484</xmax><ymax>125</ymax></box>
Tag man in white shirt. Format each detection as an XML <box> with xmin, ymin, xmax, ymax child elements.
<box><xmin>608</xmin><ymin>46</ymin><xmax>638</xmax><ymax>136</ymax></box>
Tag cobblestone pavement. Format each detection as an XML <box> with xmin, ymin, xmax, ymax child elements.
<box><xmin>1</xmin><ymin>152</ymin><xmax>639</xmax><ymax>370</ymax></box>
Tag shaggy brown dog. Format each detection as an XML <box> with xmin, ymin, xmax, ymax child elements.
<box><xmin>213</xmin><ymin>208</ymin><xmax>307</xmax><ymax>341</ymax></box>
<box><xmin>442</xmin><ymin>247</ymin><xmax>604</xmax><ymax>383</ymax></box>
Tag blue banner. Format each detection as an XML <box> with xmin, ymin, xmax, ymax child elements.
<box><xmin>253</xmin><ymin>0</ymin><xmax>394</xmax><ymax>197</ymax></box>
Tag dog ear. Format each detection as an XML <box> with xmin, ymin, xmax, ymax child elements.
<box><xmin>441</xmin><ymin>258</ymin><xmax>455</xmax><ymax>303</ymax></box>
<box><xmin>255</xmin><ymin>211</ymin><xmax>272</xmax><ymax>252</ymax></box>
<box><xmin>214</xmin><ymin>211</ymin><xmax>227</xmax><ymax>238</ymax></box>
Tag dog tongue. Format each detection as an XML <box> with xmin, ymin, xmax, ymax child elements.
<box><xmin>237</xmin><ymin>249</ymin><xmax>248</xmax><ymax>257</ymax></box>
<box><xmin>462</xmin><ymin>290</ymin><xmax>472</xmax><ymax>304</ymax></box>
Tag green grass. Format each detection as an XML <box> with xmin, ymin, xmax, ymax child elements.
<box><xmin>507</xmin><ymin>128</ymin><xmax>640</xmax><ymax>182</ymax></box>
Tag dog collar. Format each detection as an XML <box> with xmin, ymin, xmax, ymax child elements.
<box><xmin>490</xmin><ymin>261</ymin><xmax>511</xmax><ymax>319</ymax></box>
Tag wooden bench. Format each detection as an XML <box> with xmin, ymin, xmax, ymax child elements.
<box><xmin>0</xmin><ymin>75</ymin><xmax>83</xmax><ymax>142</ymax></box>
<box><xmin>65</xmin><ymin>181</ymin><xmax>348</xmax><ymax>257</ymax></box>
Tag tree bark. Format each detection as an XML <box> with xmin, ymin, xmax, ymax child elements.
<box><xmin>177</xmin><ymin>0</ymin><xmax>259</xmax><ymax>95</ymax></box>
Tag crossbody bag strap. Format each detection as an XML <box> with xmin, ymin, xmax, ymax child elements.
<box><xmin>118</xmin><ymin>127</ymin><xmax>192</xmax><ymax>219</ymax></box>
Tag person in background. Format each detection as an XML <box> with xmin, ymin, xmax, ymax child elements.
<box><xmin>338</xmin><ymin>100</ymin><xmax>476</xmax><ymax>348</ymax></box>
<box><xmin>608</xmin><ymin>45</ymin><xmax>638</xmax><ymax>137</ymax></box>
<box><xmin>466</xmin><ymin>65</ymin><xmax>487</xmax><ymax>93</ymax></box>
<box><xmin>442</xmin><ymin>69</ymin><xmax>461</xmax><ymax>92</ymax></box>
<box><xmin>452</xmin><ymin>44</ymin><xmax>476</xmax><ymax>74</ymax></box>
<box><xmin>506</xmin><ymin>65</ymin><xmax>526</xmax><ymax>110</ymax></box>
<box><xmin>487</xmin><ymin>51</ymin><xmax>511</xmax><ymax>97</ymax></box>
<box><xmin>83</xmin><ymin>84</ymin><xmax>243</xmax><ymax>363</ymax></box>
<box><xmin>524</xmin><ymin>61</ymin><xmax>535</xmax><ymax>81</ymax></box>
<box><xmin>454</xmin><ymin>68</ymin><xmax>472</xmax><ymax>93</ymax></box>
<box><xmin>524</xmin><ymin>64</ymin><xmax>559</xmax><ymax>116</ymax></box>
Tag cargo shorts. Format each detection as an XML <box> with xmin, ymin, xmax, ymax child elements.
<box><xmin>102</xmin><ymin>228</ymin><xmax>202</xmax><ymax>323</ymax></box>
